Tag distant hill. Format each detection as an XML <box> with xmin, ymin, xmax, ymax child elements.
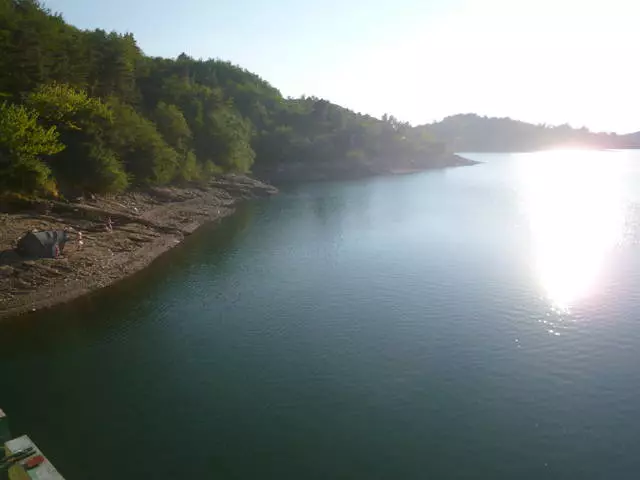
<box><xmin>1</xmin><ymin>0</ymin><xmax>636</xmax><ymax>198</ymax></box>
<box><xmin>419</xmin><ymin>114</ymin><xmax>629</xmax><ymax>152</ymax></box>
<box><xmin>619</xmin><ymin>131</ymin><xmax>640</xmax><ymax>148</ymax></box>
<box><xmin>0</xmin><ymin>0</ymin><xmax>472</xmax><ymax>197</ymax></box>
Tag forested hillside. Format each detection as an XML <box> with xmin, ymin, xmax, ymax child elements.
<box><xmin>421</xmin><ymin>114</ymin><xmax>624</xmax><ymax>152</ymax></box>
<box><xmin>0</xmin><ymin>0</ymin><xmax>456</xmax><ymax>198</ymax></box>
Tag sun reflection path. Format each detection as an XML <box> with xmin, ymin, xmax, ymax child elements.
<box><xmin>518</xmin><ymin>150</ymin><xmax>626</xmax><ymax>313</ymax></box>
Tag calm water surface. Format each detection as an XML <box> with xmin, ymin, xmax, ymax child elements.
<box><xmin>2</xmin><ymin>151</ymin><xmax>640</xmax><ymax>479</ymax></box>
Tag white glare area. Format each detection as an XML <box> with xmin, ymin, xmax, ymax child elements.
<box><xmin>518</xmin><ymin>151</ymin><xmax>626</xmax><ymax>311</ymax></box>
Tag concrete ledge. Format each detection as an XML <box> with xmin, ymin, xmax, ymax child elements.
<box><xmin>5</xmin><ymin>436</ymin><xmax>64</xmax><ymax>480</ymax></box>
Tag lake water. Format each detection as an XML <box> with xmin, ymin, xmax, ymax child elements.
<box><xmin>2</xmin><ymin>151</ymin><xmax>640</xmax><ymax>479</ymax></box>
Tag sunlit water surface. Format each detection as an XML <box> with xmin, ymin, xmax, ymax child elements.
<box><xmin>2</xmin><ymin>151</ymin><xmax>640</xmax><ymax>479</ymax></box>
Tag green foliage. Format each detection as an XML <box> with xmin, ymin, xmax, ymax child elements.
<box><xmin>0</xmin><ymin>101</ymin><xmax>63</xmax><ymax>195</ymax></box>
<box><xmin>0</xmin><ymin>0</ymin><xmax>460</xmax><ymax>193</ymax></box>
<box><xmin>76</xmin><ymin>142</ymin><xmax>129</xmax><ymax>194</ymax></box>
<box><xmin>153</xmin><ymin>102</ymin><xmax>192</xmax><ymax>152</ymax></box>
<box><xmin>202</xmin><ymin>160</ymin><xmax>223</xmax><ymax>178</ymax></box>
<box><xmin>3</xmin><ymin>0</ymin><xmax>566</xmax><ymax>195</ymax></box>
<box><xmin>25</xmin><ymin>82</ymin><xmax>128</xmax><ymax>194</ymax></box>
<box><xmin>108</xmin><ymin>98</ymin><xmax>179</xmax><ymax>185</ymax></box>
<box><xmin>86</xmin><ymin>30</ymin><xmax>140</xmax><ymax>103</ymax></box>
<box><xmin>153</xmin><ymin>102</ymin><xmax>201</xmax><ymax>183</ymax></box>
<box><xmin>27</xmin><ymin>82</ymin><xmax>112</xmax><ymax>130</ymax></box>
<box><xmin>201</xmin><ymin>106</ymin><xmax>255</xmax><ymax>172</ymax></box>
<box><xmin>1</xmin><ymin>0</ymin><xmax>94</xmax><ymax>96</ymax></box>
<box><xmin>138</xmin><ymin>58</ymin><xmax>260</xmax><ymax>173</ymax></box>
<box><xmin>174</xmin><ymin>150</ymin><xmax>199</xmax><ymax>183</ymax></box>
<box><xmin>0</xmin><ymin>102</ymin><xmax>63</xmax><ymax>158</ymax></box>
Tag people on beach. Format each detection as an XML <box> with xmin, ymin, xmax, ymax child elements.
<box><xmin>77</xmin><ymin>231</ymin><xmax>84</xmax><ymax>250</ymax></box>
<box><xmin>106</xmin><ymin>216</ymin><xmax>113</xmax><ymax>233</ymax></box>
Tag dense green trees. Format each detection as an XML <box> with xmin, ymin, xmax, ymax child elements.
<box><xmin>25</xmin><ymin>83</ymin><xmax>129</xmax><ymax>193</ymax></box>
<box><xmin>2</xmin><ymin>0</ymin><xmax>620</xmax><ymax>197</ymax></box>
<box><xmin>0</xmin><ymin>102</ymin><xmax>63</xmax><ymax>196</ymax></box>
<box><xmin>153</xmin><ymin>102</ymin><xmax>192</xmax><ymax>153</ymax></box>
<box><xmin>107</xmin><ymin>98</ymin><xmax>179</xmax><ymax>186</ymax></box>
<box><xmin>0</xmin><ymin>0</ymin><xmax>457</xmax><ymax>196</ymax></box>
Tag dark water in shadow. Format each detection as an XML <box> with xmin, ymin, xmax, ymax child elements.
<box><xmin>3</xmin><ymin>151</ymin><xmax>640</xmax><ymax>479</ymax></box>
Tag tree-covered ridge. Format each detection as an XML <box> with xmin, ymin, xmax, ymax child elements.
<box><xmin>0</xmin><ymin>0</ymin><xmax>451</xmax><ymax>197</ymax></box>
<box><xmin>420</xmin><ymin>114</ymin><xmax>625</xmax><ymax>152</ymax></box>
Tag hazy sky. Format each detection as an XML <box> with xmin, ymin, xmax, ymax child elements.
<box><xmin>44</xmin><ymin>0</ymin><xmax>639</xmax><ymax>133</ymax></box>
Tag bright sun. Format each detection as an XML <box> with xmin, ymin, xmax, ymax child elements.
<box><xmin>517</xmin><ymin>150</ymin><xmax>626</xmax><ymax>312</ymax></box>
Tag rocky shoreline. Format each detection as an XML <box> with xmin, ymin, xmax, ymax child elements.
<box><xmin>0</xmin><ymin>175</ymin><xmax>277</xmax><ymax>321</ymax></box>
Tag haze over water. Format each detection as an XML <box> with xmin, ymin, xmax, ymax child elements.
<box><xmin>2</xmin><ymin>150</ymin><xmax>640</xmax><ymax>479</ymax></box>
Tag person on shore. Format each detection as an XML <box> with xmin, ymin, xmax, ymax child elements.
<box><xmin>77</xmin><ymin>231</ymin><xmax>84</xmax><ymax>250</ymax></box>
<box><xmin>106</xmin><ymin>216</ymin><xmax>113</xmax><ymax>233</ymax></box>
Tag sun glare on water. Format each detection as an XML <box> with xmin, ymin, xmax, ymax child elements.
<box><xmin>518</xmin><ymin>150</ymin><xmax>625</xmax><ymax>312</ymax></box>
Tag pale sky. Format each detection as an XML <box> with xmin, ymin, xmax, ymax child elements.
<box><xmin>44</xmin><ymin>0</ymin><xmax>640</xmax><ymax>133</ymax></box>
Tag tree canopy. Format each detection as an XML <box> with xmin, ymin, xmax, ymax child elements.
<box><xmin>0</xmin><ymin>0</ymin><xmax>460</xmax><ymax>196</ymax></box>
<box><xmin>0</xmin><ymin>102</ymin><xmax>63</xmax><ymax>196</ymax></box>
<box><xmin>0</xmin><ymin>0</ymin><xmax>628</xmax><ymax>196</ymax></box>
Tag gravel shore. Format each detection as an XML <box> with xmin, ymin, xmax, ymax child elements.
<box><xmin>0</xmin><ymin>175</ymin><xmax>277</xmax><ymax>321</ymax></box>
